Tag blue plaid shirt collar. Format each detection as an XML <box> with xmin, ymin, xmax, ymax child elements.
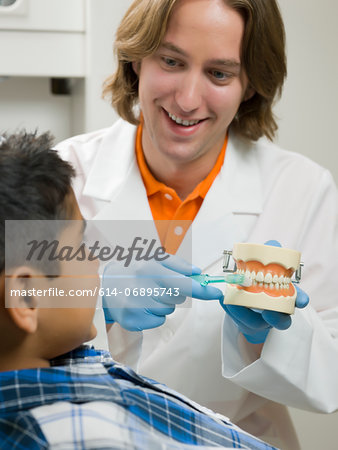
<box><xmin>0</xmin><ymin>346</ymin><xmax>123</xmax><ymax>414</ymax></box>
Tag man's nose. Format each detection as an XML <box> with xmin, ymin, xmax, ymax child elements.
<box><xmin>174</xmin><ymin>70</ymin><xmax>203</xmax><ymax>113</ymax></box>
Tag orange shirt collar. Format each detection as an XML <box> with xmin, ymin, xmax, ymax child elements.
<box><xmin>135</xmin><ymin>121</ymin><xmax>228</xmax><ymax>201</ymax></box>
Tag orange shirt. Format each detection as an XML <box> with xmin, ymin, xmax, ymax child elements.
<box><xmin>135</xmin><ymin>122</ymin><xmax>227</xmax><ymax>254</ymax></box>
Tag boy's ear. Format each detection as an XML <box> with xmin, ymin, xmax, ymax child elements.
<box><xmin>5</xmin><ymin>266</ymin><xmax>39</xmax><ymax>334</ymax></box>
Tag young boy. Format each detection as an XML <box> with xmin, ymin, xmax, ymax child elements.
<box><xmin>0</xmin><ymin>132</ymin><xmax>277</xmax><ymax>449</ymax></box>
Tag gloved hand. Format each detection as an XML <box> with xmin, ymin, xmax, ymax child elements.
<box><xmin>102</xmin><ymin>255</ymin><xmax>223</xmax><ymax>331</ymax></box>
<box><xmin>220</xmin><ymin>240</ymin><xmax>309</xmax><ymax>344</ymax></box>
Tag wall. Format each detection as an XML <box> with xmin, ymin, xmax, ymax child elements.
<box><xmin>276</xmin><ymin>0</ymin><xmax>338</xmax><ymax>184</ymax></box>
<box><xmin>0</xmin><ymin>77</ymin><xmax>73</xmax><ymax>140</ymax></box>
<box><xmin>276</xmin><ymin>1</ymin><xmax>338</xmax><ymax>447</ymax></box>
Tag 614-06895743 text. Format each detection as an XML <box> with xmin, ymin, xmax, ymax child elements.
<box><xmin>101</xmin><ymin>287</ymin><xmax>181</xmax><ymax>297</ymax></box>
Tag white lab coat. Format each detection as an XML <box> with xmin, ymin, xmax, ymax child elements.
<box><xmin>56</xmin><ymin>119</ymin><xmax>338</xmax><ymax>449</ymax></box>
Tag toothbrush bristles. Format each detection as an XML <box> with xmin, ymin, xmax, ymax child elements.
<box><xmin>241</xmin><ymin>275</ymin><xmax>252</xmax><ymax>287</ymax></box>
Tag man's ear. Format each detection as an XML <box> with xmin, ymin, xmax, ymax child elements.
<box><xmin>132</xmin><ymin>61</ymin><xmax>141</xmax><ymax>76</ymax></box>
<box><xmin>243</xmin><ymin>85</ymin><xmax>255</xmax><ymax>102</ymax></box>
<box><xmin>5</xmin><ymin>266</ymin><xmax>39</xmax><ymax>334</ymax></box>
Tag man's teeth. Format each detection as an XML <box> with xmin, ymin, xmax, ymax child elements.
<box><xmin>168</xmin><ymin>112</ymin><xmax>200</xmax><ymax>127</ymax></box>
<box><xmin>237</xmin><ymin>269</ymin><xmax>291</xmax><ymax>289</ymax></box>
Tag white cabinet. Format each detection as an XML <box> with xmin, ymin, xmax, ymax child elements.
<box><xmin>0</xmin><ymin>0</ymin><xmax>85</xmax><ymax>77</ymax></box>
<box><xmin>0</xmin><ymin>1</ymin><xmax>133</xmax><ymax>139</ymax></box>
<box><xmin>0</xmin><ymin>0</ymin><xmax>84</xmax><ymax>31</ymax></box>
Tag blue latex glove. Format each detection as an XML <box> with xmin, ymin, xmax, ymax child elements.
<box><xmin>221</xmin><ymin>240</ymin><xmax>309</xmax><ymax>344</ymax></box>
<box><xmin>102</xmin><ymin>254</ymin><xmax>223</xmax><ymax>331</ymax></box>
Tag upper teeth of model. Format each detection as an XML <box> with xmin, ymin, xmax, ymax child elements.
<box><xmin>168</xmin><ymin>112</ymin><xmax>200</xmax><ymax>126</ymax></box>
<box><xmin>237</xmin><ymin>269</ymin><xmax>291</xmax><ymax>289</ymax></box>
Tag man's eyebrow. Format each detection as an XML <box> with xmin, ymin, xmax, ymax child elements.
<box><xmin>160</xmin><ymin>42</ymin><xmax>188</xmax><ymax>57</ymax></box>
<box><xmin>160</xmin><ymin>42</ymin><xmax>241</xmax><ymax>69</ymax></box>
<box><xmin>209</xmin><ymin>59</ymin><xmax>241</xmax><ymax>69</ymax></box>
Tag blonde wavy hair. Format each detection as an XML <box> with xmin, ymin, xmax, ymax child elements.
<box><xmin>103</xmin><ymin>0</ymin><xmax>287</xmax><ymax>141</ymax></box>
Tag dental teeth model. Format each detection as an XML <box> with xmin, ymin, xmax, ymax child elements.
<box><xmin>222</xmin><ymin>243</ymin><xmax>301</xmax><ymax>314</ymax></box>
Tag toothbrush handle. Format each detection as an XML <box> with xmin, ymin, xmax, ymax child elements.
<box><xmin>190</xmin><ymin>273</ymin><xmax>245</xmax><ymax>286</ymax></box>
<box><xmin>205</xmin><ymin>276</ymin><xmax>227</xmax><ymax>284</ymax></box>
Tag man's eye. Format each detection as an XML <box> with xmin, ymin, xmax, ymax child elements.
<box><xmin>211</xmin><ymin>70</ymin><xmax>228</xmax><ymax>80</ymax></box>
<box><xmin>162</xmin><ymin>57</ymin><xmax>177</xmax><ymax>67</ymax></box>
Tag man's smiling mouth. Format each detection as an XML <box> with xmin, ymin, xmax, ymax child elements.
<box><xmin>167</xmin><ymin>111</ymin><xmax>202</xmax><ymax>127</ymax></box>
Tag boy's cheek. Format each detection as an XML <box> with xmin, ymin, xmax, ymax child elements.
<box><xmin>88</xmin><ymin>322</ymin><xmax>97</xmax><ymax>341</ymax></box>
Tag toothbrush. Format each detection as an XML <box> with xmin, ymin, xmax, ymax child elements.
<box><xmin>190</xmin><ymin>273</ymin><xmax>252</xmax><ymax>287</ymax></box>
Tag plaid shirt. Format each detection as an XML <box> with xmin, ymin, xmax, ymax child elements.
<box><xmin>0</xmin><ymin>346</ymin><xmax>277</xmax><ymax>449</ymax></box>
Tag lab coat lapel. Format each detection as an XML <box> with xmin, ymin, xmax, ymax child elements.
<box><xmin>186</xmin><ymin>132</ymin><xmax>264</xmax><ymax>270</ymax></box>
<box><xmin>81</xmin><ymin>119</ymin><xmax>152</xmax><ymax>221</ymax></box>
<box><xmin>80</xmin><ymin>119</ymin><xmax>156</xmax><ymax>249</ymax></box>
<box><xmin>83</xmin><ymin>119</ymin><xmax>139</xmax><ymax>205</ymax></box>
<box><xmin>91</xmin><ymin>159</ymin><xmax>157</xmax><ymax>248</ymax></box>
<box><xmin>93</xmin><ymin>159</ymin><xmax>153</xmax><ymax>221</ymax></box>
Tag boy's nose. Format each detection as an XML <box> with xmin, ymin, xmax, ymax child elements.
<box><xmin>174</xmin><ymin>71</ymin><xmax>203</xmax><ymax>113</ymax></box>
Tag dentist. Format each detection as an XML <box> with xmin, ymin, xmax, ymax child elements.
<box><xmin>56</xmin><ymin>0</ymin><xmax>338</xmax><ymax>448</ymax></box>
